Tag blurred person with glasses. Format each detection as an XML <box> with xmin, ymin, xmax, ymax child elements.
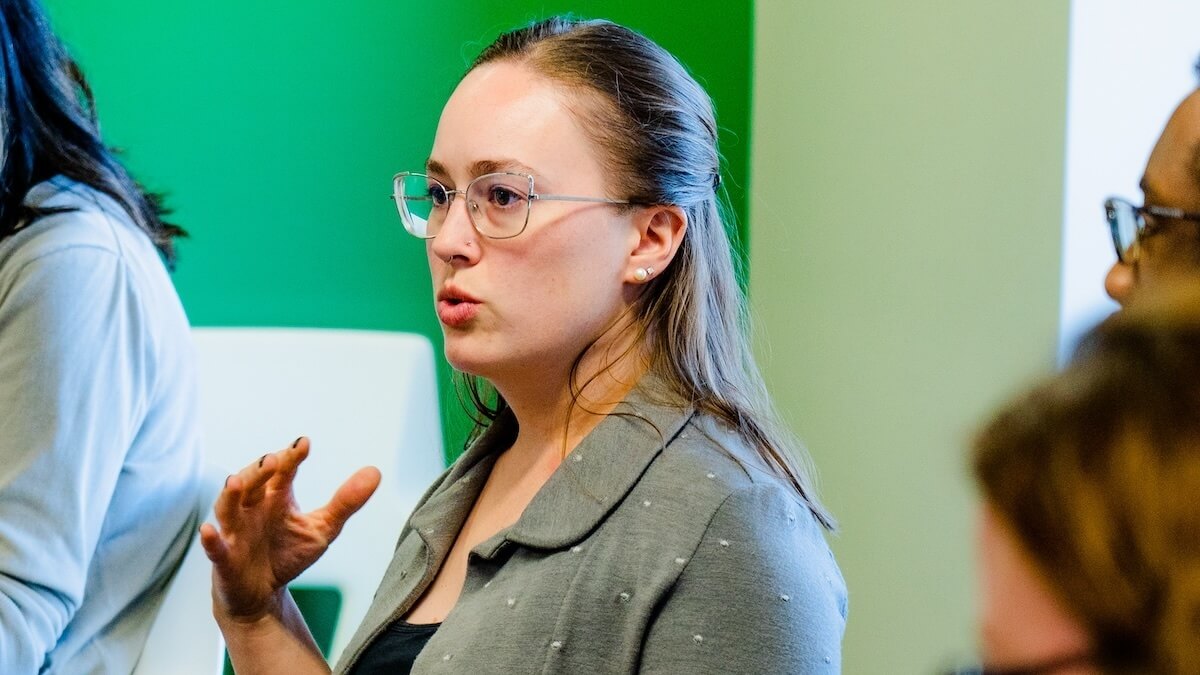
<box><xmin>956</xmin><ymin>290</ymin><xmax>1200</xmax><ymax>675</ymax></box>
<box><xmin>1104</xmin><ymin>58</ymin><xmax>1200</xmax><ymax>305</ymax></box>
<box><xmin>201</xmin><ymin>16</ymin><xmax>846</xmax><ymax>675</ymax></box>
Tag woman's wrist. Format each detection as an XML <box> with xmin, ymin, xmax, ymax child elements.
<box><xmin>218</xmin><ymin>590</ymin><xmax>330</xmax><ymax>675</ymax></box>
<box><xmin>213</xmin><ymin>586</ymin><xmax>289</xmax><ymax>628</ymax></box>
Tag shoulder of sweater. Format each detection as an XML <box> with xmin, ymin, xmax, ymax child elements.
<box><xmin>5</xmin><ymin>177</ymin><xmax>140</xmax><ymax>264</ymax></box>
<box><xmin>652</xmin><ymin>411</ymin><xmax>797</xmax><ymax>503</ymax></box>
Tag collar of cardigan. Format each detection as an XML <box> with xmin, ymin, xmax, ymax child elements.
<box><xmin>410</xmin><ymin>372</ymin><xmax>696</xmax><ymax>553</ymax></box>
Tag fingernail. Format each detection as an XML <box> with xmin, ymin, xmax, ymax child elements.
<box><xmin>258</xmin><ymin>454</ymin><xmax>267</xmax><ymax>468</ymax></box>
<box><xmin>292</xmin><ymin>436</ymin><xmax>303</xmax><ymax>448</ymax></box>
<box><xmin>225</xmin><ymin>474</ymin><xmax>232</xmax><ymax>488</ymax></box>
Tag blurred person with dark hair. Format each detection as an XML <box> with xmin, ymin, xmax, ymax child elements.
<box><xmin>0</xmin><ymin>0</ymin><xmax>203</xmax><ymax>671</ymax></box>
<box><xmin>967</xmin><ymin>293</ymin><xmax>1200</xmax><ymax>674</ymax></box>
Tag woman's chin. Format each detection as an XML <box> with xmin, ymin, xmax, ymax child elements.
<box><xmin>442</xmin><ymin>345</ymin><xmax>491</xmax><ymax>379</ymax></box>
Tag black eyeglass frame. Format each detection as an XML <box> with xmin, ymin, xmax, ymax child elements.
<box><xmin>1105</xmin><ymin>196</ymin><xmax>1200</xmax><ymax>263</ymax></box>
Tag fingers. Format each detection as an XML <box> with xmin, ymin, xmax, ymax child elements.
<box><xmin>212</xmin><ymin>473</ymin><xmax>245</xmax><ymax>530</ymax></box>
<box><xmin>237</xmin><ymin>436</ymin><xmax>315</xmax><ymax>507</ymax></box>
<box><xmin>318</xmin><ymin>466</ymin><xmax>382</xmax><ymax>538</ymax></box>
<box><xmin>236</xmin><ymin>452</ymin><xmax>281</xmax><ymax>508</ymax></box>
<box><xmin>198</xmin><ymin>522</ymin><xmax>230</xmax><ymax>565</ymax></box>
<box><xmin>212</xmin><ymin>436</ymin><xmax>309</xmax><ymax>525</ymax></box>
<box><xmin>270</xmin><ymin>436</ymin><xmax>310</xmax><ymax>491</ymax></box>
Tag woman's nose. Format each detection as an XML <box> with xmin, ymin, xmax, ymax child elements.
<box><xmin>428</xmin><ymin>195</ymin><xmax>480</xmax><ymax>266</ymax></box>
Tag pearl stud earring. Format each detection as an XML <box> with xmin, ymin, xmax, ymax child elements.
<box><xmin>634</xmin><ymin>267</ymin><xmax>655</xmax><ymax>282</ymax></box>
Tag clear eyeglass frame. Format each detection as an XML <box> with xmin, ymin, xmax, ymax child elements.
<box><xmin>391</xmin><ymin>171</ymin><xmax>643</xmax><ymax>240</ymax></box>
<box><xmin>1105</xmin><ymin>196</ymin><xmax>1200</xmax><ymax>263</ymax></box>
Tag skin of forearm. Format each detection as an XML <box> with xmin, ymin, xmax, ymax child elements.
<box><xmin>217</xmin><ymin>590</ymin><xmax>330</xmax><ymax>675</ymax></box>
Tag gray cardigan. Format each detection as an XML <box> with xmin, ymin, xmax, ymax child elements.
<box><xmin>334</xmin><ymin>378</ymin><xmax>847</xmax><ymax>673</ymax></box>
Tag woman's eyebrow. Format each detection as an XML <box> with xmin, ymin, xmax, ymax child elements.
<box><xmin>424</xmin><ymin>158</ymin><xmax>540</xmax><ymax>179</ymax></box>
<box><xmin>468</xmin><ymin>159</ymin><xmax>538</xmax><ymax>176</ymax></box>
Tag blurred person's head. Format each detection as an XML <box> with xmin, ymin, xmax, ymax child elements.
<box><xmin>972</xmin><ymin>290</ymin><xmax>1200</xmax><ymax>673</ymax></box>
<box><xmin>0</xmin><ymin>0</ymin><xmax>180</xmax><ymax>257</ymax></box>
<box><xmin>1105</xmin><ymin>58</ymin><xmax>1200</xmax><ymax>305</ymax></box>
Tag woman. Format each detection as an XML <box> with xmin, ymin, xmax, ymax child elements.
<box><xmin>0</xmin><ymin>0</ymin><xmax>204</xmax><ymax>671</ymax></box>
<box><xmin>970</xmin><ymin>295</ymin><xmax>1200</xmax><ymax>673</ymax></box>
<box><xmin>202</xmin><ymin>17</ymin><xmax>846</xmax><ymax>674</ymax></box>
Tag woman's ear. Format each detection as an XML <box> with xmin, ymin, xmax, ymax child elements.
<box><xmin>626</xmin><ymin>205</ymin><xmax>687</xmax><ymax>284</ymax></box>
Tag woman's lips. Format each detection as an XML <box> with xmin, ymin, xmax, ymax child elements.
<box><xmin>436</xmin><ymin>299</ymin><xmax>480</xmax><ymax>327</ymax></box>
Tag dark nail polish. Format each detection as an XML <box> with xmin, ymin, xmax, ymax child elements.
<box><xmin>292</xmin><ymin>436</ymin><xmax>303</xmax><ymax>448</ymax></box>
<box><xmin>258</xmin><ymin>454</ymin><xmax>267</xmax><ymax>468</ymax></box>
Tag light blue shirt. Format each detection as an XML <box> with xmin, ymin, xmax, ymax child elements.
<box><xmin>0</xmin><ymin>177</ymin><xmax>204</xmax><ymax>673</ymax></box>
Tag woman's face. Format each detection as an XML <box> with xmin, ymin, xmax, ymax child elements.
<box><xmin>976</xmin><ymin>505</ymin><xmax>1094</xmax><ymax>673</ymax></box>
<box><xmin>424</xmin><ymin>61</ymin><xmax>640</xmax><ymax>385</ymax></box>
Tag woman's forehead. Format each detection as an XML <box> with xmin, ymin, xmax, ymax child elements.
<box><xmin>428</xmin><ymin>62</ymin><xmax>605</xmax><ymax>184</ymax></box>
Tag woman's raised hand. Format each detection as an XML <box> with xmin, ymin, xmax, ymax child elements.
<box><xmin>199</xmin><ymin>437</ymin><xmax>381</xmax><ymax>623</ymax></box>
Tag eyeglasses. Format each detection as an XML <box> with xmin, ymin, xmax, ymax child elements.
<box><xmin>1105</xmin><ymin>196</ymin><xmax>1200</xmax><ymax>263</ymax></box>
<box><xmin>392</xmin><ymin>171</ymin><xmax>641</xmax><ymax>239</ymax></box>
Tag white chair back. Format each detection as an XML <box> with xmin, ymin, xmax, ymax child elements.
<box><xmin>190</xmin><ymin>328</ymin><xmax>446</xmax><ymax>663</ymax></box>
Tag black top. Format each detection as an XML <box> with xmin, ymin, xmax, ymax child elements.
<box><xmin>347</xmin><ymin>619</ymin><xmax>441</xmax><ymax>675</ymax></box>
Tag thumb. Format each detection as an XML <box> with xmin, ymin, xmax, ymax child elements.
<box><xmin>318</xmin><ymin>466</ymin><xmax>382</xmax><ymax>536</ymax></box>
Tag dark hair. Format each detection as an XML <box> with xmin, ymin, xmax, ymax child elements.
<box><xmin>0</xmin><ymin>0</ymin><xmax>181</xmax><ymax>259</ymax></box>
<box><xmin>973</xmin><ymin>304</ymin><xmax>1200</xmax><ymax>673</ymax></box>
<box><xmin>454</xmin><ymin>17</ymin><xmax>834</xmax><ymax>529</ymax></box>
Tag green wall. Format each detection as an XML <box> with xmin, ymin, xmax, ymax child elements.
<box><xmin>750</xmin><ymin>1</ymin><xmax>1069</xmax><ymax>671</ymax></box>
<box><xmin>43</xmin><ymin>0</ymin><xmax>753</xmax><ymax>457</ymax></box>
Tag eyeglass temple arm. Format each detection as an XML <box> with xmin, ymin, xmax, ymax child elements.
<box><xmin>532</xmin><ymin>193</ymin><xmax>634</xmax><ymax>205</ymax></box>
<box><xmin>1145</xmin><ymin>204</ymin><xmax>1200</xmax><ymax>221</ymax></box>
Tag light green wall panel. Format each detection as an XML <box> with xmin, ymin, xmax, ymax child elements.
<box><xmin>43</xmin><ymin>1</ymin><xmax>753</xmax><ymax>457</ymax></box>
<box><xmin>750</xmin><ymin>1</ymin><xmax>1069</xmax><ymax>671</ymax></box>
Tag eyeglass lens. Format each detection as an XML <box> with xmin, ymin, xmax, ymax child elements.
<box><xmin>394</xmin><ymin>173</ymin><xmax>532</xmax><ymax>239</ymax></box>
<box><xmin>1106</xmin><ymin>199</ymin><xmax>1141</xmax><ymax>262</ymax></box>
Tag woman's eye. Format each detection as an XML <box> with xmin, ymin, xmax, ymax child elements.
<box><xmin>427</xmin><ymin>183</ymin><xmax>449</xmax><ymax>206</ymax></box>
<box><xmin>490</xmin><ymin>186</ymin><xmax>521</xmax><ymax>207</ymax></box>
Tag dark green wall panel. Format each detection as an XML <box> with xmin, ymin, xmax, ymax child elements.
<box><xmin>43</xmin><ymin>1</ymin><xmax>753</xmax><ymax>456</ymax></box>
